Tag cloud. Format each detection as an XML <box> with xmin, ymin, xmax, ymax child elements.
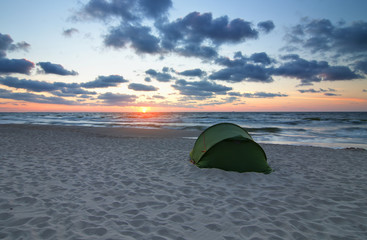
<box><xmin>298</xmin><ymin>89</ymin><xmax>320</xmax><ymax>93</ymax></box>
<box><xmin>273</xmin><ymin>55</ymin><xmax>361</xmax><ymax>84</ymax></box>
<box><xmin>97</xmin><ymin>92</ymin><xmax>137</xmax><ymax>105</ymax></box>
<box><xmin>355</xmin><ymin>60</ymin><xmax>367</xmax><ymax>74</ymax></box>
<box><xmin>78</xmin><ymin>0</ymin><xmax>172</xmax><ymax>22</ymax></box>
<box><xmin>0</xmin><ymin>88</ymin><xmax>78</xmax><ymax>105</ymax></box>
<box><xmin>198</xmin><ymin>96</ymin><xmax>239</xmax><ymax>106</ymax></box>
<box><xmin>209</xmin><ymin>65</ymin><xmax>273</xmax><ymax>83</ymax></box>
<box><xmin>128</xmin><ymin>83</ymin><xmax>158</xmax><ymax>91</ymax></box>
<box><xmin>257</xmin><ymin>20</ymin><xmax>275</xmax><ymax>33</ymax></box>
<box><xmin>172</xmin><ymin>79</ymin><xmax>232</xmax><ymax>98</ymax></box>
<box><xmin>63</xmin><ymin>28</ymin><xmax>79</xmax><ymax>37</ymax></box>
<box><xmin>52</xmin><ymin>88</ymin><xmax>97</xmax><ymax>97</ymax></box>
<box><xmin>152</xmin><ymin>95</ymin><xmax>165</xmax><ymax>99</ymax></box>
<box><xmin>81</xmin><ymin>75</ymin><xmax>128</xmax><ymax>88</ymax></box>
<box><xmin>363</xmin><ymin>89</ymin><xmax>367</xmax><ymax>92</ymax></box>
<box><xmin>324</xmin><ymin>92</ymin><xmax>340</xmax><ymax>96</ymax></box>
<box><xmin>228</xmin><ymin>91</ymin><xmax>242</xmax><ymax>96</ymax></box>
<box><xmin>145</xmin><ymin>69</ymin><xmax>173</xmax><ymax>82</ymax></box>
<box><xmin>243</xmin><ymin>92</ymin><xmax>288</xmax><ymax>98</ymax></box>
<box><xmin>105</xmin><ymin>24</ymin><xmax>161</xmax><ymax>54</ymax></box>
<box><xmin>176</xmin><ymin>44</ymin><xmax>218</xmax><ymax>59</ymax></box>
<box><xmin>298</xmin><ymin>88</ymin><xmax>339</xmax><ymax>96</ymax></box>
<box><xmin>77</xmin><ymin>0</ymin><xmax>171</xmax><ymax>54</ymax></box>
<box><xmin>158</xmin><ymin>12</ymin><xmax>259</xmax><ymax>46</ymax></box>
<box><xmin>210</xmin><ymin>51</ymin><xmax>275</xmax><ymax>83</ymax></box>
<box><xmin>0</xmin><ymin>76</ymin><xmax>58</xmax><ymax>92</ymax></box>
<box><xmin>215</xmin><ymin>51</ymin><xmax>273</xmax><ymax>67</ymax></box>
<box><xmin>76</xmin><ymin>2</ymin><xmax>273</xmax><ymax>59</ymax></box>
<box><xmin>0</xmin><ymin>33</ymin><xmax>13</xmax><ymax>57</ymax></box>
<box><xmin>0</xmin><ymin>58</ymin><xmax>35</xmax><ymax>74</ymax></box>
<box><xmin>37</xmin><ymin>62</ymin><xmax>78</xmax><ymax>76</ymax></box>
<box><xmin>0</xmin><ymin>76</ymin><xmax>96</xmax><ymax>96</ymax></box>
<box><xmin>139</xmin><ymin>0</ymin><xmax>172</xmax><ymax>19</ymax></box>
<box><xmin>156</xmin><ymin>12</ymin><xmax>271</xmax><ymax>59</ymax></box>
<box><xmin>286</xmin><ymin>19</ymin><xmax>367</xmax><ymax>55</ymax></box>
<box><xmin>249</xmin><ymin>52</ymin><xmax>273</xmax><ymax>65</ymax></box>
<box><xmin>0</xmin><ymin>33</ymin><xmax>30</xmax><ymax>57</ymax></box>
<box><xmin>178</xmin><ymin>68</ymin><xmax>205</xmax><ymax>77</ymax></box>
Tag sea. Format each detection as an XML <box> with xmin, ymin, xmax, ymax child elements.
<box><xmin>1</xmin><ymin>112</ymin><xmax>366</xmax><ymax>149</ymax></box>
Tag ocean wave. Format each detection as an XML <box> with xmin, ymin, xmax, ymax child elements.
<box><xmin>1</xmin><ymin>112</ymin><xmax>366</xmax><ymax>149</ymax></box>
<box><xmin>244</xmin><ymin>127</ymin><xmax>282</xmax><ymax>133</ymax></box>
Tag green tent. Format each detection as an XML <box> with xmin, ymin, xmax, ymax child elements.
<box><xmin>190</xmin><ymin>123</ymin><xmax>272</xmax><ymax>174</ymax></box>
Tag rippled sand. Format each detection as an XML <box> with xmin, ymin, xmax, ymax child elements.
<box><xmin>1</xmin><ymin>125</ymin><xmax>366</xmax><ymax>239</ymax></box>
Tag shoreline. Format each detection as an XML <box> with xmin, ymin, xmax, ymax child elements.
<box><xmin>1</xmin><ymin>123</ymin><xmax>366</xmax><ymax>150</ymax></box>
<box><xmin>1</xmin><ymin>124</ymin><xmax>367</xmax><ymax>239</ymax></box>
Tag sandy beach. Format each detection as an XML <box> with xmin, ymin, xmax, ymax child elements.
<box><xmin>0</xmin><ymin>124</ymin><xmax>366</xmax><ymax>240</ymax></box>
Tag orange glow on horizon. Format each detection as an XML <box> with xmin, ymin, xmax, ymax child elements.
<box><xmin>140</xmin><ymin>107</ymin><xmax>149</xmax><ymax>113</ymax></box>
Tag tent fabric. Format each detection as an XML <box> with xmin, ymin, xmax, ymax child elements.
<box><xmin>190</xmin><ymin>123</ymin><xmax>272</xmax><ymax>174</ymax></box>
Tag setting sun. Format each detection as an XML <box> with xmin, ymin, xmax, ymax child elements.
<box><xmin>141</xmin><ymin>107</ymin><xmax>148</xmax><ymax>113</ymax></box>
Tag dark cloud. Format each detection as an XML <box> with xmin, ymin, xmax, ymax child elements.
<box><xmin>280</xmin><ymin>54</ymin><xmax>300</xmax><ymax>61</ymax></box>
<box><xmin>243</xmin><ymin>92</ymin><xmax>288</xmax><ymax>98</ymax></box>
<box><xmin>324</xmin><ymin>92</ymin><xmax>340</xmax><ymax>96</ymax></box>
<box><xmin>178</xmin><ymin>68</ymin><xmax>205</xmax><ymax>77</ymax></box>
<box><xmin>322</xmin><ymin>66</ymin><xmax>361</xmax><ymax>80</ymax></box>
<box><xmin>78</xmin><ymin>0</ymin><xmax>172</xmax><ymax>22</ymax></box>
<box><xmin>228</xmin><ymin>92</ymin><xmax>242</xmax><ymax>96</ymax></box>
<box><xmin>128</xmin><ymin>83</ymin><xmax>158</xmax><ymax>91</ymax></box>
<box><xmin>52</xmin><ymin>88</ymin><xmax>97</xmax><ymax>97</ymax></box>
<box><xmin>144</xmin><ymin>77</ymin><xmax>151</xmax><ymax>82</ymax></box>
<box><xmin>298</xmin><ymin>88</ymin><xmax>338</xmax><ymax>96</ymax></box>
<box><xmin>0</xmin><ymin>76</ymin><xmax>58</xmax><ymax>92</ymax></box>
<box><xmin>249</xmin><ymin>52</ymin><xmax>273</xmax><ymax>65</ymax></box>
<box><xmin>172</xmin><ymin>79</ymin><xmax>232</xmax><ymax>98</ymax></box>
<box><xmin>355</xmin><ymin>60</ymin><xmax>367</xmax><ymax>74</ymax></box>
<box><xmin>214</xmin><ymin>56</ymin><xmax>246</xmax><ymax>67</ymax></box>
<box><xmin>209</xmin><ymin>64</ymin><xmax>273</xmax><ymax>83</ymax></box>
<box><xmin>215</xmin><ymin>51</ymin><xmax>273</xmax><ymax>67</ymax></box>
<box><xmin>79</xmin><ymin>0</ymin><xmax>137</xmax><ymax>21</ymax></box>
<box><xmin>286</xmin><ymin>19</ymin><xmax>367</xmax><ymax>55</ymax></box>
<box><xmin>37</xmin><ymin>62</ymin><xmax>78</xmax><ymax>76</ymax></box>
<box><xmin>78</xmin><ymin>0</ymin><xmax>171</xmax><ymax>54</ymax></box>
<box><xmin>152</xmin><ymin>95</ymin><xmax>165</xmax><ymax>99</ymax></box>
<box><xmin>0</xmin><ymin>33</ymin><xmax>30</xmax><ymax>57</ymax></box>
<box><xmin>77</xmin><ymin>2</ymin><xmax>273</xmax><ymax>59</ymax></box>
<box><xmin>273</xmin><ymin>55</ymin><xmax>361</xmax><ymax>84</ymax></box>
<box><xmin>176</xmin><ymin>44</ymin><xmax>218</xmax><ymax>59</ymax></box>
<box><xmin>105</xmin><ymin>24</ymin><xmax>161</xmax><ymax>54</ymax></box>
<box><xmin>0</xmin><ymin>33</ymin><xmax>13</xmax><ymax>57</ymax></box>
<box><xmin>158</xmin><ymin>12</ymin><xmax>259</xmax><ymax>46</ymax></box>
<box><xmin>156</xmin><ymin>12</ymin><xmax>270</xmax><ymax>59</ymax></box>
<box><xmin>97</xmin><ymin>92</ymin><xmax>137</xmax><ymax>105</ymax></box>
<box><xmin>63</xmin><ymin>28</ymin><xmax>79</xmax><ymax>37</ymax></box>
<box><xmin>139</xmin><ymin>0</ymin><xmax>172</xmax><ymax>19</ymax></box>
<box><xmin>210</xmin><ymin>52</ymin><xmax>275</xmax><ymax>82</ymax></box>
<box><xmin>0</xmin><ymin>58</ymin><xmax>35</xmax><ymax>74</ymax></box>
<box><xmin>257</xmin><ymin>20</ymin><xmax>275</xmax><ymax>33</ymax></box>
<box><xmin>81</xmin><ymin>75</ymin><xmax>128</xmax><ymax>88</ymax></box>
<box><xmin>162</xmin><ymin>66</ymin><xmax>172</xmax><ymax>73</ymax></box>
<box><xmin>145</xmin><ymin>69</ymin><xmax>172</xmax><ymax>82</ymax></box>
<box><xmin>0</xmin><ymin>88</ymin><xmax>78</xmax><ymax>105</ymax></box>
<box><xmin>298</xmin><ymin>88</ymin><xmax>321</xmax><ymax>93</ymax></box>
<box><xmin>0</xmin><ymin>76</ymin><xmax>96</xmax><ymax>96</ymax></box>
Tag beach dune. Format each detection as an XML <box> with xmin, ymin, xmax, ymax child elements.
<box><xmin>0</xmin><ymin>124</ymin><xmax>366</xmax><ymax>239</ymax></box>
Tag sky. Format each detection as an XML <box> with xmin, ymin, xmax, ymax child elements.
<box><xmin>0</xmin><ymin>0</ymin><xmax>366</xmax><ymax>112</ymax></box>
